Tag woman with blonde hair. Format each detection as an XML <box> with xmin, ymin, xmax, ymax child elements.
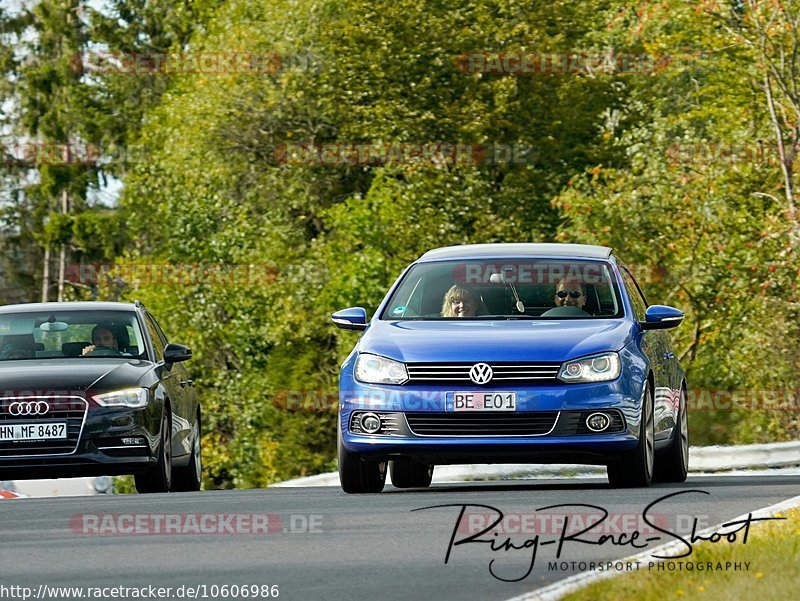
<box><xmin>441</xmin><ymin>285</ymin><xmax>483</xmax><ymax>317</ymax></box>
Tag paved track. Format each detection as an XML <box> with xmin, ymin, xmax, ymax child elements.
<box><xmin>1</xmin><ymin>475</ymin><xmax>798</xmax><ymax>600</ymax></box>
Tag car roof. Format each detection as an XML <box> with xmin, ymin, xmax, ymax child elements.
<box><xmin>418</xmin><ymin>243</ymin><xmax>614</xmax><ymax>262</ymax></box>
<box><xmin>0</xmin><ymin>301</ymin><xmax>139</xmax><ymax>315</ymax></box>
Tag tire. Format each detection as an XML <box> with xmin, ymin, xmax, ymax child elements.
<box><xmin>338</xmin><ymin>423</ymin><xmax>386</xmax><ymax>494</ymax></box>
<box><xmin>608</xmin><ymin>384</ymin><xmax>654</xmax><ymax>488</ymax></box>
<box><xmin>135</xmin><ymin>406</ymin><xmax>173</xmax><ymax>494</ymax></box>
<box><xmin>171</xmin><ymin>411</ymin><xmax>202</xmax><ymax>492</ymax></box>
<box><xmin>390</xmin><ymin>459</ymin><xmax>434</xmax><ymax>489</ymax></box>
<box><xmin>654</xmin><ymin>386</ymin><xmax>689</xmax><ymax>483</ymax></box>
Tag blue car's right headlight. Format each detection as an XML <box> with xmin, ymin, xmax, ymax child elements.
<box><xmin>354</xmin><ymin>353</ymin><xmax>409</xmax><ymax>385</ymax></box>
<box><xmin>558</xmin><ymin>352</ymin><xmax>621</xmax><ymax>383</ymax></box>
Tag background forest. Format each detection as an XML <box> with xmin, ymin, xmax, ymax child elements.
<box><xmin>1</xmin><ymin>0</ymin><xmax>798</xmax><ymax>488</ymax></box>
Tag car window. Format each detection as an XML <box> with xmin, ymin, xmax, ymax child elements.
<box><xmin>380</xmin><ymin>259</ymin><xmax>623</xmax><ymax>320</ymax></box>
<box><xmin>0</xmin><ymin>310</ymin><xmax>144</xmax><ymax>360</ymax></box>
<box><xmin>143</xmin><ymin>314</ymin><xmax>165</xmax><ymax>361</ymax></box>
<box><xmin>620</xmin><ymin>267</ymin><xmax>648</xmax><ymax>321</ymax></box>
<box><xmin>146</xmin><ymin>312</ymin><xmax>169</xmax><ymax>347</ymax></box>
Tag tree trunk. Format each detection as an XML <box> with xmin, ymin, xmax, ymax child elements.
<box><xmin>41</xmin><ymin>245</ymin><xmax>50</xmax><ymax>302</ymax></box>
<box><xmin>57</xmin><ymin>189</ymin><xmax>68</xmax><ymax>302</ymax></box>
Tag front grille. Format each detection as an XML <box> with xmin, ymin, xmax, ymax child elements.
<box><xmin>405</xmin><ymin>411</ymin><xmax>559</xmax><ymax>436</ymax></box>
<box><xmin>0</xmin><ymin>397</ymin><xmax>87</xmax><ymax>456</ymax></box>
<box><xmin>405</xmin><ymin>362</ymin><xmax>561</xmax><ymax>385</ymax></box>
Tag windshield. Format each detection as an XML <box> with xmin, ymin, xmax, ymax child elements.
<box><xmin>380</xmin><ymin>259</ymin><xmax>623</xmax><ymax>320</ymax></box>
<box><xmin>0</xmin><ymin>310</ymin><xmax>146</xmax><ymax>361</ymax></box>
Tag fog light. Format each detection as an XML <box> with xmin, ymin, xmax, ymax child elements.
<box><xmin>360</xmin><ymin>413</ymin><xmax>382</xmax><ymax>434</ymax></box>
<box><xmin>586</xmin><ymin>413</ymin><xmax>610</xmax><ymax>432</ymax></box>
<box><xmin>121</xmin><ymin>437</ymin><xmax>145</xmax><ymax>445</ymax></box>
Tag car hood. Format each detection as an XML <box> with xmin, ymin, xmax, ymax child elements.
<box><xmin>359</xmin><ymin>319</ymin><xmax>635</xmax><ymax>363</ymax></box>
<box><xmin>0</xmin><ymin>359</ymin><xmax>153</xmax><ymax>394</ymax></box>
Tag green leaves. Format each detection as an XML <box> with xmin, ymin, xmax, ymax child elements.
<box><xmin>2</xmin><ymin>0</ymin><xmax>792</xmax><ymax>486</ymax></box>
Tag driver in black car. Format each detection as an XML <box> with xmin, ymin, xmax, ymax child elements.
<box><xmin>81</xmin><ymin>325</ymin><xmax>121</xmax><ymax>356</ymax></box>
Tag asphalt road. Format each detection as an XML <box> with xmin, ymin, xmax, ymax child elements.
<box><xmin>1</xmin><ymin>475</ymin><xmax>798</xmax><ymax>601</ymax></box>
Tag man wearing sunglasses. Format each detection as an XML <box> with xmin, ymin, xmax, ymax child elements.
<box><xmin>554</xmin><ymin>279</ymin><xmax>587</xmax><ymax>310</ymax></box>
<box><xmin>541</xmin><ymin>278</ymin><xmax>589</xmax><ymax>317</ymax></box>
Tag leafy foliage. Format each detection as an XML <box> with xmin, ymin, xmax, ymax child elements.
<box><xmin>2</xmin><ymin>0</ymin><xmax>798</xmax><ymax>487</ymax></box>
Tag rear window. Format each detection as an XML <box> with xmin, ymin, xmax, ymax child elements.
<box><xmin>380</xmin><ymin>259</ymin><xmax>623</xmax><ymax>320</ymax></box>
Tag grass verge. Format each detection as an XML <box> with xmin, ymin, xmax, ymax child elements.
<box><xmin>563</xmin><ymin>507</ymin><xmax>800</xmax><ymax>601</ymax></box>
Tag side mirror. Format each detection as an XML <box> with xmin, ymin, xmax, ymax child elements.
<box><xmin>332</xmin><ymin>307</ymin><xmax>368</xmax><ymax>331</ymax></box>
<box><xmin>641</xmin><ymin>305</ymin><xmax>684</xmax><ymax>330</ymax></box>
<box><xmin>164</xmin><ymin>343</ymin><xmax>192</xmax><ymax>363</ymax></box>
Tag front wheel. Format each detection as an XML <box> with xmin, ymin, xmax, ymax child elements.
<box><xmin>390</xmin><ymin>459</ymin><xmax>433</xmax><ymax>488</ymax></box>
<box><xmin>338</xmin><ymin>424</ymin><xmax>386</xmax><ymax>494</ymax></box>
<box><xmin>171</xmin><ymin>412</ymin><xmax>202</xmax><ymax>492</ymax></box>
<box><xmin>135</xmin><ymin>407</ymin><xmax>173</xmax><ymax>494</ymax></box>
<box><xmin>608</xmin><ymin>385</ymin><xmax>654</xmax><ymax>488</ymax></box>
<box><xmin>654</xmin><ymin>386</ymin><xmax>689</xmax><ymax>483</ymax></box>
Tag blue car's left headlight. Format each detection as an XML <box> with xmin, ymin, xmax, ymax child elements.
<box><xmin>93</xmin><ymin>388</ymin><xmax>149</xmax><ymax>408</ymax></box>
<box><xmin>558</xmin><ymin>352</ymin><xmax>621</xmax><ymax>383</ymax></box>
<box><xmin>355</xmin><ymin>353</ymin><xmax>409</xmax><ymax>385</ymax></box>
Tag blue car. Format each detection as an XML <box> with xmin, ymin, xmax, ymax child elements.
<box><xmin>332</xmin><ymin>243</ymin><xmax>688</xmax><ymax>493</ymax></box>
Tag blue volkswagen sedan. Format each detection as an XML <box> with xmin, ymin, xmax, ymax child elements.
<box><xmin>332</xmin><ymin>243</ymin><xmax>688</xmax><ymax>493</ymax></box>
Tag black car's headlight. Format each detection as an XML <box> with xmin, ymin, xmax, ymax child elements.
<box><xmin>354</xmin><ymin>353</ymin><xmax>408</xmax><ymax>385</ymax></box>
<box><xmin>558</xmin><ymin>352</ymin><xmax>621</xmax><ymax>383</ymax></box>
<box><xmin>93</xmin><ymin>388</ymin><xmax>149</xmax><ymax>408</ymax></box>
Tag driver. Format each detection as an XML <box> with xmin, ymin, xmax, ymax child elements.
<box><xmin>540</xmin><ymin>278</ymin><xmax>590</xmax><ymax>317</ymax></box>
<box><xmin>82</xmin><ymin>325</ymin><xmax>120</xmax><ymax>356</ymax></box>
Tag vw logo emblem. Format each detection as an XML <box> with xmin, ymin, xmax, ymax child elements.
<box><xmin>469</xmin><ymin>363</ymin><xmax>493</xmax><ymax>385</ymax></box>
<box><xmin>8</xmin><ymin>401</ymin><xmax>50</xmax><ymax>416</ymax></box>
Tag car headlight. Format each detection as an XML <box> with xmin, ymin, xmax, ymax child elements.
<box><xmin>93</xmin><ymin>388</ymin><xmax>149</xmax><ymax>408</ymax></box>
<box><xmin>558</xmin><ymin>352</ymin><xmax>621</xmax><ymax>383</ymax></box>
<box><xmin>354</xmin><ymin>353</ymin><xmax>408</xmax><ymax>385</ymax></box>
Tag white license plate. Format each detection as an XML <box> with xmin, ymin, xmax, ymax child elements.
<box><xmin>0</xmin><ymin>422</ymin><xmax>67</xmax><ymax>442</ymax></box>
<box><xmin>448</xmin><ymin>392</ymin><xmax>517</xmax><ymax>412</ymax></box>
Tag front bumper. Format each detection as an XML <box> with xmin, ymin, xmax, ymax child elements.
<box><xmin>0</xmin><ymin>400</ymin><xmax>161</xmax><ymax>479</ymax></box>
<box><xmin>338</xmin><ymin>376</ymin><xmax>645</xmax><ymax>465</ymax></box>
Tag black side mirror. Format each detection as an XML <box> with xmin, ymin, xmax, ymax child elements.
<box><xmin>164</xmin><ymin>343</ymin><xmax>192</xmax><ymax>363</ymax></box>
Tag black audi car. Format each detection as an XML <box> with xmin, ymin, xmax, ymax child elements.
<box><xmin>0</xmin><ymin>301</ymin><xmax>200</xmax><ymax>493</ymax></box>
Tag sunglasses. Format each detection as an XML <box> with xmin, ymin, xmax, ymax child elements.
<box><xmin>556</xmin><ymin>290</ymin><xmax>584</xmax><ymax>299</ymax></box>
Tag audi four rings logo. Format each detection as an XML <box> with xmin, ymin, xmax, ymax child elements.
<box><xmin>469</xmin><ymin>363</ymin><xmax>493</xmax><ymax>385</ymax></box>
<box><xmin>8</xmin><ymin>401</ymin><xmax>50</xmax><ymax>415</ymax></box>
